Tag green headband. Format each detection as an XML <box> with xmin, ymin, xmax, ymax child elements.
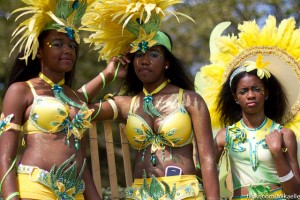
<box><xmin>154</xmin><ymin>31</ymin><xmax>172</xmax><ymax>52</ymax></box>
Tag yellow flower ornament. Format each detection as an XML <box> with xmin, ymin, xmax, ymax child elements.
<box><xmin>229</xmin><ymin>54</ymin><xmax>271</xmax><ymax>87</ymax></box>
<box><xmin>130</xmin><ymin>28</ymin><xmax>157</xmax><ymax>53</ymax></box>
<box><xmin>244</xmin><ymin>54</ymin><xmax>271</xmax><ymax>79</ymax></box>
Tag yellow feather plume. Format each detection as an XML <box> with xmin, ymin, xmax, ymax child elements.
<box><xmin>238</xmin><ymin>20</ymin><xmax>260</xmax><ymax>49</ymax></box>
<box><xmin>10</xmin><ymin>0</ymin><xmax>91</xmax><ymax>64</ymax></box>
<box><xmin>81</xmin><ymin>0</ymin><xmax>193</xmax><ymax>61</ymax></box>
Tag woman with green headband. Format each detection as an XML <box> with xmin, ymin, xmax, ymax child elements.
<box><xmin>88</xmin><ymin>33</ymin><xmax>219</xmax><ymax>199</ymax></box>
<box><xmin>81</xmin><ymin>0</ymin><xmax>220</xmax><ymax>199</ymax></box>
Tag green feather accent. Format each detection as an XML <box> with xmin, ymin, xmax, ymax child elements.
<box><xmin>47</xmin><ymin>154</ymin><xmax>85</xmax><ymax>199</ymax></box>
<box><xmin>143</xmin><ymin>95</ymin><xmax>161</xmax><ymax>118</ymax></box>
<box><xmin>139</xmin><ymin>171</ymin><xmax>177</xmax><ymax>200</ymax></box>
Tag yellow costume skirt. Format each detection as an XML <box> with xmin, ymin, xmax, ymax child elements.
<box><xmin>126</xmin><ymin>175</ymin><xmax>204</xmax><ymax>200</ymax></box>
<box><xmin>232</xmin><ymin>187</ymin><xmax>285</xmax><ymax>200</ymax></box>
<box><xmin>17</xmin><ymin>164</ymin><xmax>85</xmax><ymax>200</ymax></box>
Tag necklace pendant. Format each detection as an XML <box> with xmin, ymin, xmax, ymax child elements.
<box><xmin>74</xmin><ymin>138</ymin><xmax>80</xmax><ymax>150</ymax></box>
<box><xmin>65</xmin><ymin>137</ymin><xmax>70</xmax><ymax>147</ymax></box>
<box><xmin>150</xmin><ymin>153</ymin><xmax>157</xmax><ymax>166</ymax></box>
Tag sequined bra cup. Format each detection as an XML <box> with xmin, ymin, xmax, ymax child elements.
<box><xmin>226</xmin><ymin>117</ymin><xmax>282</xmax><ymax>190</ymax></box>
<box><xmin>22</xmin><ymin>81</ymin><xmax>93</xmax><ymax>136</ymax></box>
<box><xmin>125</xmin><ymin>88</ymin><xmax>193</xmax><ymax>152</ymax></box>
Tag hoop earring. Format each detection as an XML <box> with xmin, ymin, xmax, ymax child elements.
<box><xmin>37</xmin><ymin>54</ymin><xmax>41</xmax><ymax>58</ymax></box>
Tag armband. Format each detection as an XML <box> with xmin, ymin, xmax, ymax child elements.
<box><xmin>99</xmin><ymin>72</ymin><xmax>106</xmax><ymax>90</ymax></box>
<box><xmin>91</xmin><ymin>100</ymin><xmax>102</xmax><ymax>120</ymax></box>
<box><xmin>0</xmin><ymin>114</ymin><xmax>21</xmax><ymax>136</ymax></box>
<box><xmin>107</xmin><ymin>98</ymin><xmax>118</xmax><ymax>120</ymax></box>
<box><xmin>81</xmin><ymin>84</ymin><xmax>89</xmax><ymax>102</ymax></box>
<box><xmin>103</xmin><ymin>94</ymin><xmax>118</xmax><ymax>120</ymax></box>
<box><xmin>278</xmin><ymin>170</ymin><xmax>294</xmax><ymax>182</ymax></box>
<box><xmin>6</xmin><ymin>192</ymin><xmax>19</xmax><ymax>200</ymax></box>
<box><xmin>0</xmin><ymin>157</ymin><xmax>17</xmax><ymax>192</ymax></box>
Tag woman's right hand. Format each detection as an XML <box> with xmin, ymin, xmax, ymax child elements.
<box><xmin>103</xmin><ymin>55</ymin><xmax>130</xmax><ymax>81</ymax></box>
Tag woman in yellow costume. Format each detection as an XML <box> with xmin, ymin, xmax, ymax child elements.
<box><xmin>81</xmin><ymin>0</ymin><xmax>220</xmax><ymax>199</ymax></box>
<box><xmin>0</xmin><ymin>0</ymin><xmax>127</xmax><ymax>199</ymax></box>
<box><xmin>195</xmin><ymin>16</ymin><xmax>300</xmax><ymax>199</ymax></box>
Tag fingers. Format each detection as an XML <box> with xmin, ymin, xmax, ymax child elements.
<box><xmin>110</xmin><ymin>54</ymin><xmax>130</xmax><ymax>65</ymax></box>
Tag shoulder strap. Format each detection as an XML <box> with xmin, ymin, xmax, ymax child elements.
<box><xmin>26</xmin><ymin>81</ymin><xmax>37</xmax><ymax>97</ymax></box>
<box><xmin>178</xmin><ymin>88</ymin><xmax>184</xmax><ymax>106</ymax></box>
<box><xmin>129</xmin><ymin>96</ymin><xmax>138</xmax><ymax>113</ymax></box>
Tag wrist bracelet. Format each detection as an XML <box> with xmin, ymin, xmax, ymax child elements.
<box><xmin>6</xmin><ymin>192</ymin><xmax>19</xmax><ymax>200</ymax></box>
<box><xmin>99</xmin><ymin>72</ymin><xmax>106</xmax><ymax>90</ymax></box>
<box><xmin>112</xmin><ymin>62</ymin><xmax>120</xmax><ymax>82</ymax></box>
<box><xmin>81</xmin><ymin>84</ymin><xmax>88</xmax><ymax>102</ymax></box>
<box><xmin>278</xmin><ymin>170</ymin><xmax>294</xmax><ymax>182</ymax></box>
<box><xmin>91</xmin><ymin>100</ymin><xmax>102</xmax><ymax>120</ymax></box>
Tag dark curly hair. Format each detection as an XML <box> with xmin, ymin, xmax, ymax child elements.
<box><xmin>217</xmin><ymin>69</ymin><xmax>288</xmax><ymax>126</ymax></box>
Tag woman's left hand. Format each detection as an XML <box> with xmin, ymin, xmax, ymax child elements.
<box><xmin>104</xmin><ymin>54</ymin><xmax>130</xmax><ymax>80</ymax></box>
<box><xmin>265</xmin><ymin>129</ymin><xmax>285</xmax><ymax>156</ymax></box>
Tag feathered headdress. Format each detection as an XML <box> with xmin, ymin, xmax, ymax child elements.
<box><xmin>195</xmin><ymin>15</ymin><xmax>300</xmax><ymax>136</ymax></box>
<box><xmin>10</xmin><ymin>0</ymin><xmax>92</xmax><ymax>64</ymax></box>
<box><xmin>81</xmin><ymin>0</ymin><xmax>194</xmax><ymax>61</ymax></box>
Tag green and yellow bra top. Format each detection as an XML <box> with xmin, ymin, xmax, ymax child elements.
<box><xmin>126</xmin><ymin>88</ymin><xmax>193</xmax><ymax>155</ymax></box>
<box><xmin>0</xmin><ymin>73</ymin><xmax>94</xmax><ymax>150</ymax></box>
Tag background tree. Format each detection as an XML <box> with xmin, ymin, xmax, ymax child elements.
<box><xmin>0</xmin><ymin>0</ymin><xmax>299</xmax><ymax>192</ymax></box>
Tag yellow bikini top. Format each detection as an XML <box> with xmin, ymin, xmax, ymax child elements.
<box><xmin>22</xmin><ymin>81</ymin><xmax>93</xmax><ymax>138</ymax></box>
<box><xmin>125</xmin><ymin>88</ymin><xmax>193</xmax><ymax>153</ymax></box>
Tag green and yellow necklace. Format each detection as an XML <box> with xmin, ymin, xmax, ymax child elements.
<box><xmin>39</xmin><ymin>72</ymin><xmax>84</xmax><ymax>109</ymax></box>
<box><xmin>142</xmin><ymin>80</ymin><xmax>168</xmax><ymax>118</ymax></box>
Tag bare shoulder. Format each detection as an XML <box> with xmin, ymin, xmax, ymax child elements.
<box><xmin>6</xmin><ymin>82</ymin><xmax>30</xmax><ymax>95</ymax></box>
<box><xmin>4</xmin><ymin>82</ymin><xmax>31</xmax><ymax>104</ymax></box>
<box><xmin>182</xmin><ymin>89</ymin><xmax>206</xmax><ymax>107</ymax></box>
<box><xmin>281</xmin><ymin>127</ymin><xmax>297</xmax><ymax>142</ymax></box>
<box><xmin>215</xmin><ymin>128</ymin><xmax>227</xmax><ymax>148</ymax></box>
<box><xmin>114</xmin><ymin>95</ymin><xmax>132</xmax><ymax>106</ymax></box>
<box><xmin>2</xmin><ymin>82</ymin><xmax>31</xmax><ymax>121</ymax></box>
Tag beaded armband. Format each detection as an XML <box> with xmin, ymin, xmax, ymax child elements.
<box><xmin>0</xmin><ymin>114</ymin><xmax>21</xmax><ymax>136</ymax></box>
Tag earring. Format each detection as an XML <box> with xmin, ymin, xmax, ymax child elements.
<box><xmin>165</xmin><ymin>65</ymin><xmax>168</xmax><ymax>70</ymax></box>
<box><xmin>236</xmin><ymin>101</ymin><xmax>239</xmax><ymax>104</ymax></box>
<box><xmin>265</xmin><ymin>96</ymin><xmax>268</xmax><ymax>100</ymax></box>
<box><xmin>37</xmin><ymin>54</ymin><xmax>41</xmax><ymax>58</ymax></box>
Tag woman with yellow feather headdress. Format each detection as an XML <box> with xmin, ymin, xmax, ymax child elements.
<box><xmin>195</xmin><ymin>16</ymin><xmax>300</xmax><ymax>199</ymax></box>
<box><xmin>81</xmin><ymin>0</ymin><xmax>220</xmax><ymax>199</ymax></box>
<box><xmin>0</xmin><ymin>0</ymin><xmax>128</xmax><ymax>199</ymax></box>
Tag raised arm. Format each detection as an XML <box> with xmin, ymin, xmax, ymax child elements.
<box><xmin>186</xmin><ymin>91</ymin><xmax>220</xmax><ymax>200</ymax></box>
<box><xmin>78</xmin><ymin>56</ymin><xmax>129</xmax><ymax>102</ymax></box>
